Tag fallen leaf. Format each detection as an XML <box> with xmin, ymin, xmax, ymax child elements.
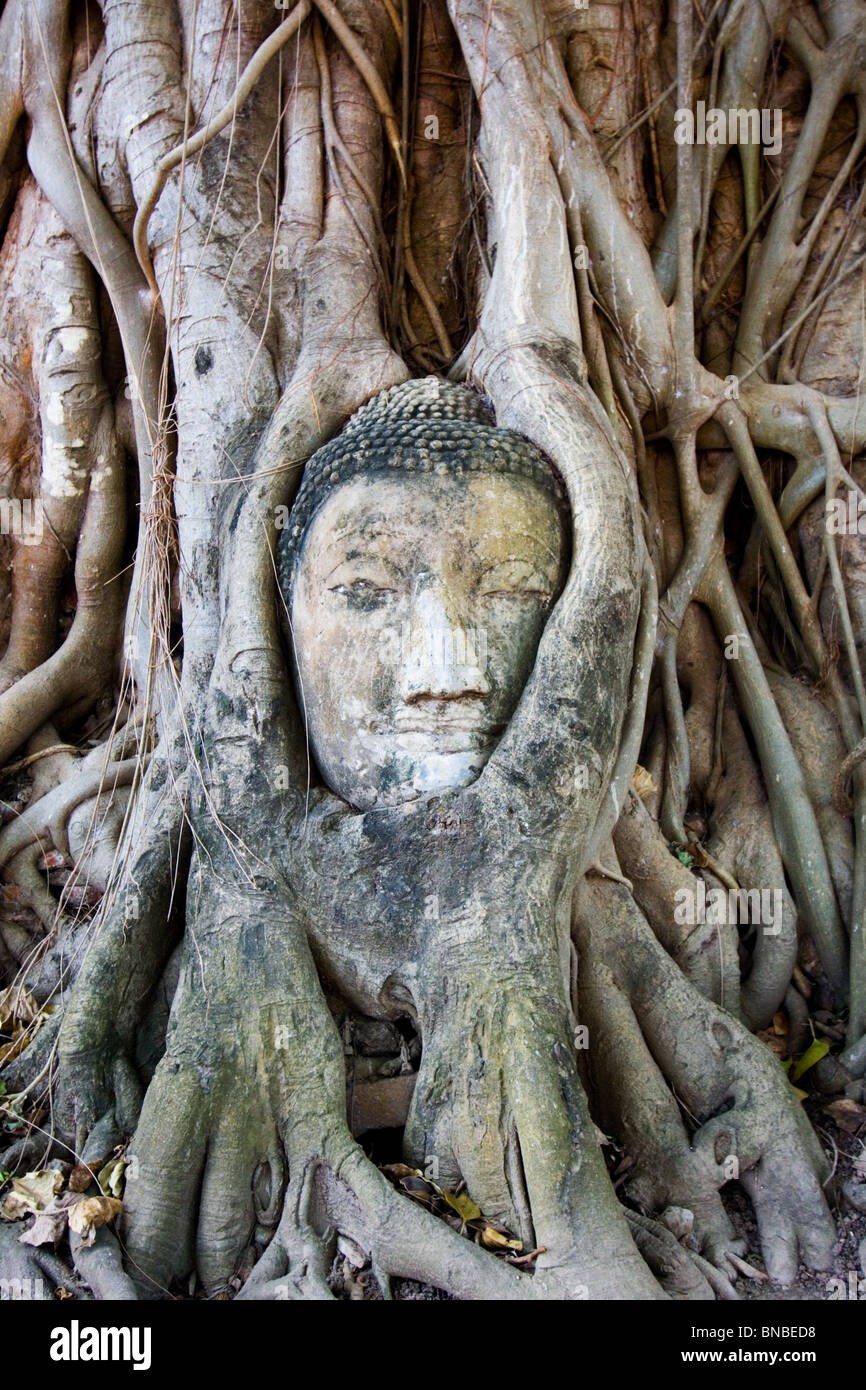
<box><xmin>68</xmin><ymin>1195</ymin><xmax>122</xmax><ymax>1245</ymax></box>
<box><xmin>19</xmin><ymin>1210</ymin><xmax>69</xmax><ymax>1247</ymax></box>
<box><xmin>0</xmin><ymin>986</ymin><xmax>40</xmax><ymax>1033</ymax></box>
<box><xmin>825</xmin><ymin>1099</ymin><xmax>866</xmax><ymax>1135</ymax></box>
<box><xmin>0</xmin><ymin>988</ymin><xmax>53</xmax><ymax>1065</ymax></box>
<box><xmin>761</xmin><ymin>1030</ymin><xmax>787</xmax><ymax>1059</ymax></box>
<box><xmin>0</xmin><ymin>1027</ymin><xmax>31</xmax><ymax>1067</ymax></box>
<box><xmin>97</xmin><ymin>1156</ymin><xmax>127</xmax><ymax>1198</ymax></box>
<box><xmin>380</xmin><ymin>1163</ymin><xmax>526</xmax><ymax>1260</ymax></box>
<box><xmin>398</xmin><ymin>1175</ymin><xmax>437</xmax><ymax>1204</ymax></box>
<box><xmin>380</xmin><ymin>1163</ymin><xmax>423</xmax><ymax>1182</ymax></box>
<box><xmin>69</xmin><ymin>1164</ymin><xmax>98</xmax><ymax>1193</ymax></box>
<box><xmin>632</xmin><ymin>765</ymin><xmax>657</xmax><ymax>800</ymax></box>
<box><xmin>790</xmin><ymin>1037</ymin><xmax>830</xmax><ymax>1082</ymax></box>
<box><xmin>480</xmin><ymin>1225</ymin><xmax>522</xmax><ymax>1251</ymax></box>
<box><xmin>1</xmin><ymin>1190</ymin><xmax>34</xmax><ymax>1220</ymax></box>
<box><xmin>443</xmin><ymin>1190</ymin><xmax>481</xmax><ymax>1225</ymax></box>
<box><xmin>1</xmin><ymin>1169</ymin><xmax>63</xmax><ymax>1219</ymax></box>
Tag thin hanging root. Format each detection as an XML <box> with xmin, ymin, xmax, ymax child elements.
<box><xmin>312</xmin><ymin>19</ymin><xmax>389</xmax><ymax>296</ymax></box>
<box><xmin>314</xmin><ymin>0</ymin><xmax>452</xmax><ymax>359</ymax></box>
<box><xmin>603</xmin><ymin>0</ymin><xmax>729</xmax><ymax>166</ymax></box>
<box><xmin>401</xmin><ymin>0</ymin><xmax>468</xmax><ymax>360</ymax></box>
<box><xmin>311</xmin><ymin>0</ymin><xmax>404</xmax><ymax>181</ymax></box>
<box><xmin>798</xmin><ymin>400</ymin><xmax>866</xmax><ymax>1045</ymax></box>
<box><xmin>737</xmin><ymin>250</ymin><xmax>866</xmax><ymax>389</ymax></box>
<box><xmin>733</xmin><ymin>1</ymin><xmax>866</xmax><ymax>375</ymax></box>
<box><xmin>697</xmin><ymin>553</ymin><xmax>848</xmax><ymax>999</ymax></box>
<box><xmin>402</xmin><ymin>217</ymin><xmax>454</xmax><ymax>362</ymax></box>
<box><xmin>380</xmin><ymin>0</ymin><xmax>403</xmax><ymax>42</ymax></box>
<box><xmin>717</xmin><ymin>400</ymin><xmax>856</xmax><ymax>733</ymax></box>
<box><xmin>809</xmin><ymin>400</ymin><xmax>866</xmax><ymax>731</ymax></box>
<box><xmin>132</xmin><ymin>0</ymin><xmax>313</xmax><ymax>295</ymax></box>
<box><xmin>2</xmin><ymin>745</ymin><xmax>79</xmax><ymax>777</ymax></box>
<box><xmin>700</xmin><ymin>188</ymin><xmax>779</xmax><ymax>325</ymax></box>
<box><xmin>781</xmin><ymin>173</ymin><xmax>866</xmax><ymax>380</ymax></box>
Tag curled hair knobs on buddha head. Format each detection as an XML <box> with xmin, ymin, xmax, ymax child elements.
<box><xmin>277</xmin><ymin>376</ymin><xmax>568</xmax><ymax>595</ymax></box>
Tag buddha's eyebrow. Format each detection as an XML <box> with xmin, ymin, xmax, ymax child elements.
<box><xmin>329</xmin><ymin>519</ymin><xmax>399</xmax><ymax>543</ymax></box>
<box><xmin>323</xmin><ymin>551</ymin><xmax>403</xmax><ymax>582</ymax></box>
<box><xmin>473</xmin><ymin>531</ymin><xmax>562</xmax><ymax>565</ymax></box>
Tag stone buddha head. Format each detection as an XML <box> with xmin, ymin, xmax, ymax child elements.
<box><xmin>279</xmin><ymin>378</ymin><xmax>569</xmax><ymax>810</ymax></box>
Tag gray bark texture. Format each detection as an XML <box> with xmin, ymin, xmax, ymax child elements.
<box><xmin>1</xmin><ymin>0</ymin><xmax>865</xmax><ymax>1302</ymax></box>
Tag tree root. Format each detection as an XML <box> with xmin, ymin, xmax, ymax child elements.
<box><xmin>0</xmin><ymin>755</ymin><xmax>140</xmax><ymax>872</ymax></box>
<box><xmin>702</xmin><ymin>698</ymin><xmax>799</xmax><ymax>1030</ymax></box>
<box><xmin>238</xmin><ymin>1143</ymin><xmax>535</xmax><ymax>1301</ymax></box>
<box><xmin>0</xmin><ymin>1218</ymin><xmax>74</xmax><ymax>1300</ymax></box>
<box><xmin>624</xmin><ymin>1210</ymin><xmax>737</xmax><ymax>1301</ymax></box>
<box><xmin>613</xmin><ymin>790</ymin><xmax>737</xmax><ymax>1006</ymax></box>
<box><xmin>52</xmin><ymin>767</ymin><xmax>189</xmax><ymax>1153</ymax></box>
<box><xmin>71</xmin><ymin>1225</ymin><xmax>139</xmax><ymax>1301</ymax></box>
<box><xmin>2</xmin><ymin>0</ymin><xmax>863</xmax><ymax>1311</ymax></box>
<box><xmin>575</xmin><ymin>873</ymin><xmax>836</xmax><ymax>1286</ymax></box>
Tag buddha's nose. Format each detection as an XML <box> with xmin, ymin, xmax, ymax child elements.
<box><xmin>401</xmin><ymin>575</ymin><xmax>490</xmax><ymax>702</ymax></box>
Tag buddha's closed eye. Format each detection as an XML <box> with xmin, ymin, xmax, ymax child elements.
<box><xmin>330</xmin><ymin>577</ymin><xmax>398</xmax><ymax>608</ymax></box>
<box><xmin>327</xmin><ymin>559</ymin><xmax>401</xmax><ymax>608</ymax></box>
<box><xmin>476</xmin><ymin>559</ymin><xmax>554</xmax><ymax>602</ymax></box>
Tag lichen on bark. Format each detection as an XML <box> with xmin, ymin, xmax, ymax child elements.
<box><xmin>0</xmin><ymin>0</ymin><xmax>864</xmax><ymax>1303</ymax></box>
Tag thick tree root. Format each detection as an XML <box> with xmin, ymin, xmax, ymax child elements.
<box><xmin>575</xmin><ymin>873</ymin><xmax>836</xmax><ymax>1286</ymax></box>
<box><xmin>614</xmin><ymin>791</ymin><xmax>739</xmax><ymax>1007</ymax></box>
<box><xmin>3</xmin><ymin>0</ymin><xmax>863</xmax><ymax>1311</ymax></box>
<box><xmin>53</xmin><ymin>768</ymin><xmax>189</xmax><ymax>1154</ymax></box>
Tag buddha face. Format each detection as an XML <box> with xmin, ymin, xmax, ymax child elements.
<box><xmin>289</xmin><ymin>470</ymin><xmax>568</xmax><ymax>809</ymax></box>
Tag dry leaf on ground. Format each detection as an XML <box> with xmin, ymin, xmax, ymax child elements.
<box><xmin>67</xmin><ymin>1195</ymin><xmax>122</xmax><ymax>1246</ymax></box>
<box><xmin>1</xmin><ymin>1169</ymin><xmax>63</xmax><ymax>1220</ymax></box>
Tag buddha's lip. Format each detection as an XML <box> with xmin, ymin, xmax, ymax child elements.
<box><xmin>391</xmin><ymin>711</ymin><xmax>501</xmax><ymax>732</ymax></box>
<box><xmin>370</xmin><ymin>716</ymin><xmax>501</xmax><ymax>739</ymax></box>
